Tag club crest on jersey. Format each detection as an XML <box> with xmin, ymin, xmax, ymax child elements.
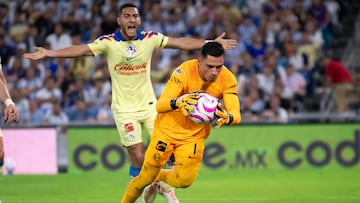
<box><xmin>126</xmin><ymin>45</ymin><xmax>137</xmax><ymax>57</ymax></box>
<box><xmin>153</xmin><ymin>153</ymin><xmax>161</xmax><ymax>161</ymax></box>
<box><xmin>174</xmin><ymin>68</ymin><xmax>183</xmax><ymax>75</ymax></box>
<box><xmin>128</xmin><ymin>134</ymin><xmax>135</xmax><ymax>141</ymax></box>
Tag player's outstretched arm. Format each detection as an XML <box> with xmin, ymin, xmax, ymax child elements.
<box><xmin>214</xmin><ymin>32</ymin><xmax>237</xmax><ymax>50</ymax></box>
<box><xmin>165</xmin><ymin>32</ymin><xmax>237</xmax><ymax>50</ymax></box>
<box><xmin>0</xmin><ymin>80</ymin><xmax>19</xmax><ymax>124</ymax></box>
<box><xmin>23</xmin><ymin>45</ymin><xmax>94</xmax><ymax>60</ymax></box>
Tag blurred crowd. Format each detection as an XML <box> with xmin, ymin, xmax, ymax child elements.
<box><xmin>0</xmin><ymin>0</ymin><xmax>355</xmax><ymax>126</ymax></box>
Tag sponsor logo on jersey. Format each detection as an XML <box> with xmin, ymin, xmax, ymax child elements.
<box><xmin>174</xmin><ymin>68</ymin><xmax>183</xmax><ymax>74</ymax></box>
<box><xmin>113</xmin><ymin>62</ymin><xmax>147</xmax><ymax>75</ymax></box>
<box><xmin>125</xmin><ymin>123</ymin><xmax>134</xmax><ymax>132</ymax></box>
<box><xmin>155</xmin><ymin>141</ymin><xmax>167</xmax><ymax>152</ymax></box>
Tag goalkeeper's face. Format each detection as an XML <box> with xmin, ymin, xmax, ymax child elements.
<box><xmin>117</xmin><ymin>7</ymin><xmax>141</xmax><ymax>40</ymax></box>
<box><xmin>198</xmin><ymin>55</ymin><xmax>224</xmax><ymax>82</ymax></box>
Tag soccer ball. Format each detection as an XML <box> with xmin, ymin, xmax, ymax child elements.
<box><xmin>189</xmin><ymin>93</ymin><xmax>218</xmax><ymax>124</ymax></box>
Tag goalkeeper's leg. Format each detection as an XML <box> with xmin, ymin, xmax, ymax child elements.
<box><xmin>155</xmin><ymin>141</ymin><xmax>203</xmax><ymax>188</ymax></box>
<box><xmin>143</xmin><ymin>135</ymin><xmax>179</xmax><ymax>203</ymax></box>
<box><xmin>156</xmin><ymin>153</ymin><xmax>178</xmax><ymax>202</ymax></box>
<box><xmin>122</xmin><ymin>159</ymin><xmax>162</xmax><ymax>203</ymax></box>
<box><xmin>140</xmin><ymin>153</ymin><xmax>176</xmax><ymax>203</ymax></box>
<box><xmin>127</xmin><ymin>146</ymin><xmax>160</xmax><ymax>203</ymax></box>
<box><xmin>142</xmin><ymin>128</ymin><xmax>176</xmax><ymax>202</ymax></box>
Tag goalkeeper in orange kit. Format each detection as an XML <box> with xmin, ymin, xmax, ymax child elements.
<box><xmin>121</xmin><ymin>41</ymin><xmax>241</xmax><ymax>203</ymax></box>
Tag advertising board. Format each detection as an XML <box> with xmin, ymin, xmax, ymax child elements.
<box><xmin>67</xmin><ymin>124</ymin><xmax>360</xmax><ymax>173</ymax></box>
<box><xmin>2</xmin><ymin>128</ymin><xmax>58</xmax><ymax>175</ymax></box>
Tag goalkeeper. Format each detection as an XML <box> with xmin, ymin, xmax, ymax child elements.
<box><xmin>121</xmin><ymin>41</ymin><xmax>241</xmax><ymax>202</ymax></box>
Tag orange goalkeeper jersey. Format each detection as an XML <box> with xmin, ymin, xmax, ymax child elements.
<box><xmin>155</xmin><ymin>59</ymin><xmax>240</xmax><ymax>143</ymax></box>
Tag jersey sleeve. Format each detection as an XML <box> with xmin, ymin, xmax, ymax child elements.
<box><xmin>87</xmin><ymin>36</ymin><xmax>110</xmax><ymax>56</ymax></box>
<box><xmin>153</xmin><ymin>32</ymin><xmax>169</xmax><ymax>49</ymax></box>
<box><xmin>156</xmin><ymin>66</ymin><xmax>186</xmax><ymax>112</ymax></box>
<box><xmin>223</xmin><ymin>93</ymin><xmax>241</xmax><ymax>125</ymax></box>
<box><xmin>222</xmin><ymin>69</ymin><xmax>241</xmax><ymax>125</ymax></box>
<box><xmin>223</xmin><ymin>69</ymin><xmax>238</xmax><ymax>95</ymax></box>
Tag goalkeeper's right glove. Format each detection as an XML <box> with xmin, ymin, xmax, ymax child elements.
<box><xmin>214</xmin><ymin>102</ymin><xmax>233</xmax><ymax>128</ymax></box>
<box><xmin>170</xmin><ymin>91</ymin><xmax>201</xmax><ymax>116</ymax></box>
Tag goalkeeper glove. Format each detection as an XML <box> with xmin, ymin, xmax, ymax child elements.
<box><xmin>215</xmin><ymin>102</ymin><xmax>233</xmax><ymax>128</ymax></box>
<box><xmin>170</xmin><ymin>91</ymin><xmax>201</xmax><ymax>116</ymax></box>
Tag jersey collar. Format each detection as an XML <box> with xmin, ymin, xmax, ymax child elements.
<box><xmin>114</xmin><ymin>29</ymin><xmax>143</xmax><ymax>41</ymax></box>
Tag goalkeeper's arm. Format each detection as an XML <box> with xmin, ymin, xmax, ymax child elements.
<box><xmin>215</xmin><ymin>93</ymin><xmax>241</xmax><ymax>128</ymax></box>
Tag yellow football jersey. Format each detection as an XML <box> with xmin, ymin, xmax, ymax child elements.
<box><xmin>155</xmin><ymin>59</ymin><xmax>239</xmax><ymax>142</ymax></box>
<box><xmin>88</xmin><ymin>30</ymin><xmax>169</xmax><ymax>113</ymax></box>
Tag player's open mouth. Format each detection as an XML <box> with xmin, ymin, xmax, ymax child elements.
<box><xmin>128</xmin><ymin>26</ymin><xmax>136</xmax><ymax>33</ymax></box>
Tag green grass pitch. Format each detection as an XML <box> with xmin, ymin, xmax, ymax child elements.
<box><xmin>1</xmin><ymin>167</ymin><xmax>359</xmax><ymax>203</ymax></box>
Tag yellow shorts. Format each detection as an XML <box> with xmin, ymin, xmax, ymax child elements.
<box><xmin>113</xmin><ymin>108</ymin><xmax>157</xmax><ymax>147</ymax></box>
<box><xmin>145</xmin><ymin>130</ymin><xmax>204</xmax><ymax>172</ymax></box>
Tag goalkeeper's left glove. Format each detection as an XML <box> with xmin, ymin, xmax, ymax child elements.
<box><xmin>170</xmin><ymin>91</ymin><xmax>201</xmax><ymax>116</ymax></box>
<box><xmin>214</xmin><ymin>102</ymin><xmax>233</xmax><ymax>128</ymax></box>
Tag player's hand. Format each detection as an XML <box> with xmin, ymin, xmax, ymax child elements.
<box><xmin>214</xmin><ymin>102</ymin><xmax>232</xmax><ymax>128</ymax></box>
<box><xmin>214</xmin><ymin>32</ymin><xmax>237</xmax><ymax>50</ymax></box>
<box><xmin>23</xmin><ymin>46</ymin><xmax>48</xmax><ymax>60</ymax></box>
<box><xmin>174</xmin><ymin>91</ymin><xmax>201</xmax><ymax>116</ymax></box>
<box><xmin>4</xmin><ymin>104</ymin><xmax>19</xmax><ymax>124</ymax></box>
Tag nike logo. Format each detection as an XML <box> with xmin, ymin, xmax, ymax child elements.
<box><xmin>188</xmin><ymin>156</ymin><xmax>197</xmax><ymax>159</ymax></box>
<box><xmin>126</xmin><ymin>57</ymin><xmax>135</xmax><ymax>61</ymax></box>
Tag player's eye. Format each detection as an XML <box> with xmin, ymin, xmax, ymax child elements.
<box><xmin>207</xmin><ymin>65</ymin><xmax>222</xmax><ymax>69</ymax></box>
<box><xmin>122</xmin><ymin>14</ymin><xmax>139</xmax><ymax>19</ymax></box>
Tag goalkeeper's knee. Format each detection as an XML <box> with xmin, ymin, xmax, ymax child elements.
<box><xmin>175</xmin><ymin>173</ymin><xmax>196</xmax><ymax>188</ymax></box>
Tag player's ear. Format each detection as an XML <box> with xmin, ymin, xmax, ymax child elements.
<box><xmin>116</xmin><ymin>17</ymin><xmax>121</xmax><ymax>26</ymax></box>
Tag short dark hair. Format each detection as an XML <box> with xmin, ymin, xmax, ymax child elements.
<box><xmin>118</xmin><ymin>3</ymin><xmax>139</xmax><ymax>16</ymax></box>
<box><xmin>201</xmin><ymin>41</ymin><xmax>224</xmax><ymax>58</ymax></box>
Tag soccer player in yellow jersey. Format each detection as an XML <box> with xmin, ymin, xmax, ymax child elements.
<box><xmin>0</xmin><ymin>60</ymin><xmax>20</xmax><ymax>176</ymax></box>
<box><xmin>121</xmin><ymin>41</ymin><xmax>241</xmax><ymax>202</ymax></box>
<box><xmin>23</xmin><ymin>2</ymin><xmax>237</xmax><ymax>203</ymax></box>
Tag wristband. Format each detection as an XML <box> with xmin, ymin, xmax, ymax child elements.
<box><xmin>170</xmin><ymin>99</ymin><xmax>178</xmax><ymax>110</ymax></box>
<box><xmin>205</xmin><ymin>40</ymin><xmax>215</xmax><ymax>44</ymax></box>
<box><xmin>5</xmin><ymin>98</ymin><xmax>15</xmax><ymax>106</ymax></box>
<box><xmin>226</xmin><ymin>114</ymin><xmax>233</xmax><ymax>125</ymax></box>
